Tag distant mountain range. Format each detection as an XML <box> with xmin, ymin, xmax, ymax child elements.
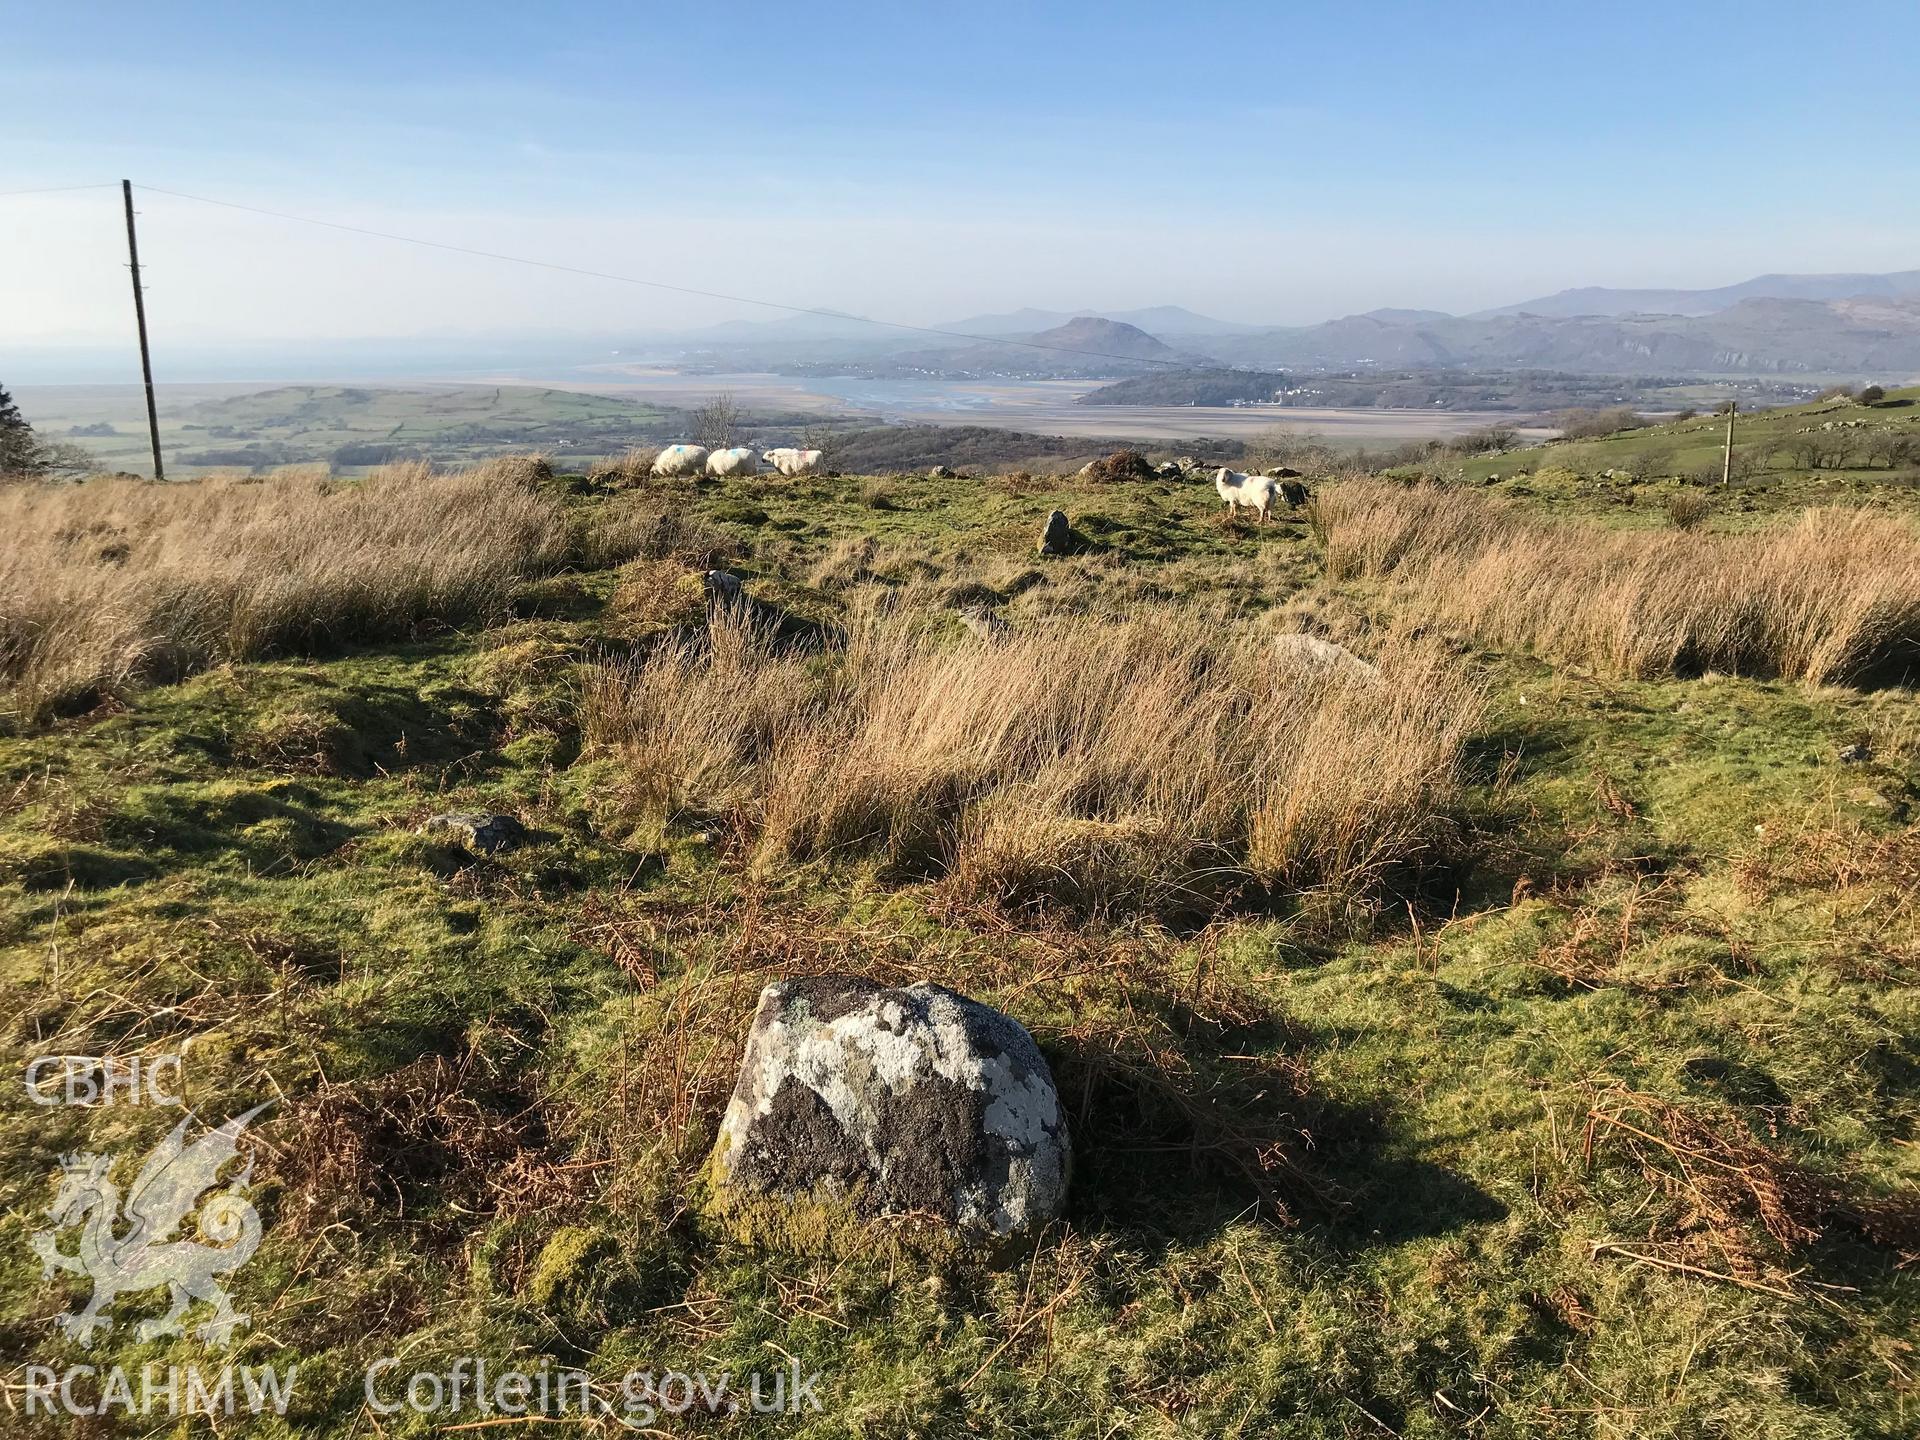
<box><xmin>674</xmin><ymin>270</ymin><xmax>1920</xmax><ymax>378</ymax></box>
<box><xmin>1479</xmin><ymin>271</ymin><xmax>1920</xmax><ymax>319</ymax></box>
<box><xmin>1199</xmin><ymin>295</ymin><xmax>1920</xmax><ymax>375</ymax></box>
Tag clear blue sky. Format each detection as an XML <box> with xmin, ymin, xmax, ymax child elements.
<box><xmin>6</xmin><ymin>0</ymin><xmax>1918</xmax><ymax>343</ymax></box>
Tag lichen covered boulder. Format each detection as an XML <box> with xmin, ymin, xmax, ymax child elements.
<box><xmin>704</xmin><ymin>975</ymin><xmax>1069</xmax><ymax>1256</ymax></box>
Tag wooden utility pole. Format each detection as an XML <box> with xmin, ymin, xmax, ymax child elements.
<box><xmin>1720</xmin><ymin>398</ymin><xmax>1736</xmax><ymax>487</ymax></box>
<box><xmin>121</xmin><ymin>179</ymin><xmax>164</xmax><ymax>480</ymax></box>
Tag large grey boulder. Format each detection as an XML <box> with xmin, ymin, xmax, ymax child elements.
<box><xmin>1272</xmin><ymin>633</ymin><xmax>1379</xmax><ymax>680</ymax></box>
<box><xmin>1037</xmin><ymin>510</ymin><xmax>1072</xmax><ymax>555</ymax></box>
<box><xmin>705</xmin><ymin>975</ymin><xmax>1069</xmax><ymax>1255</ymax></box>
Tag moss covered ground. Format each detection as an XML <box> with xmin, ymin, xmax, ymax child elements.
<box><xmin>1</xmin><ymin>417</ymin><xmax>1916</xmax><ymax>1436</ymax></box>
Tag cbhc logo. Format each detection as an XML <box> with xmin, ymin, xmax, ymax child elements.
<box><xmin>24</xmin><ymin>1055</ymin><xmax>183</xmax><ymax>1107</ymax></box>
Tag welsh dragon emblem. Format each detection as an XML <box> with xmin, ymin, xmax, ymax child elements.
<box><xmin>30</xmin><ymin>1104</ymin><xmax>269</xmax><ymax>1346</ymax></box>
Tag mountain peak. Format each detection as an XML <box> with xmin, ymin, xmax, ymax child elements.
<box><xmin>1025</xmin><ymin>316</ymin><xmax>1176</xmax><ymax>359</ymax></box>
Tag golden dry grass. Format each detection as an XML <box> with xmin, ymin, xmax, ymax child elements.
<box><xmin>586</xmin><ymin>446</ymin><xmax>661</xmax><ymax>487</ymax></box>
<box><xmin>1313</xmin><ymin>479</ymin><xmax>1920</xmax><ymax>683</ymax></box>
<box><xmin>0</xmin><ymin>461</ymin><xmax>579</xmax><ymax>722</ymax></box>
<box><xmin>584</xmin><ymin>613</ymin><xmax>1483</xmax><ymax>917</ymax></box>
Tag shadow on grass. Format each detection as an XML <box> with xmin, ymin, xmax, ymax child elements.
<box><xmin>1049</xmin><ymin>993</ymin><xmax>1505</xmax><ymax>1253</ymax></box>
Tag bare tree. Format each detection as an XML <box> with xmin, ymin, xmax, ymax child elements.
<box><xmin>1783</xmin><ymin>434</ymin><xmax>1822</xmax><ymax>472</ymax></box>
<box><xmin>1821</xmin><ymin>430</ymin><xmax>1861</xmax><ymax>470</ymax></box>
<box><xmin>1450</xmin><ymin>425</ymin><xmax>1516</xmax><ymax>454</ymax></box>
<box><xmin>1247</xmin><ymin>428</ymin><xmax>1337</xmax><ymax>476</ymax></box>
<box><xmin>1621</xmin><ymin>448</ymin><xmax>1669</xmax><ymax>484</ymax></box>
<box><xmin>691</xmin><ymin>392</ymin><xmax>742</xmax><ymax>452</ymax></box>
<box><xmin>799</xmin><ymin>421</ymin><xmax>842</xmax><ymax>463</ymax></box>
<box><xmin>1869</xmin><ymin>431</ymin><xmax>1916</xmax><ymax>469</ymax></box>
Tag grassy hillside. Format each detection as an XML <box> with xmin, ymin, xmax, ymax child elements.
<box><xmin>34</xmin><ymin>384</ymin><xmax>691</xmax><ymax>476</ymax></box>
<box><xmin>173</xmin><ymin>384</ymin><xmax>684</xmax><ymax>471</ymax></box>
<box><xmin>1</xmin><ymin>449</ymin><xmax>1916</xmax><ymax>1436</ymax></box>
<box><xmin>1449</xmin><ymin>388</ymin><xmax>1920</xmax><ymax>524</ymax></box>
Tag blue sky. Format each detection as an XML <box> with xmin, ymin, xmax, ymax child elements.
<box><xmin>5</xmin><ymin>0</ymin><xmax>1918</xmax><ymax>344</ymax></box>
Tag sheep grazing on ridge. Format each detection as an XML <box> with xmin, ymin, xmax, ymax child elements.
<box><xmin>1213</xmin><ymin>467</ymin><xmax>1283</xmax><ymax>523</ymax></box>
<box><xmin>652</xmin><ymin>443</ymin><xmax>709</xmax><ymax>478</ymax></box>
<box><xmin>706</xmin><ymin>446</ymin><xmax>759</xmax><ymax>477</ymax></box>
<box><xmin>762</xmin><ymin>447</ymin><xmax>824</xmax><ymax>478</ymax></box>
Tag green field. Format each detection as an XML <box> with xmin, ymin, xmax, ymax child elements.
<box><xmin>1</xmin><ymin>398</ymin><xmax>1917</xmax><ymax>1436</ymax></box>
<box><xmin>1451</xmin><ymin>391</ymin><xmax>1920</xmax><ymax>526</ymax></box>
<box><xmin>18</xmin><ymin>383</ymin><xmax>686</xmax><ymax>475</ymax></box>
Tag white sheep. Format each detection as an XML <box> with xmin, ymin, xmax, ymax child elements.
<box><xmin>761</xmin><ymin>447</ymin><xmax>823</xmax><ymax>478</ymax></box>
<box><xmin>651</xmin><ymin>443</ymin><xmax>709</xmax><ymax>478</ymax></box>
<box><xmin>1213</xmin><ymin>467</ymin><xmax>1281</xmax><ymax>523</ymax></box>
<box><xmin>706</xmin><ymin>446</ymin><xmax>759</xmax><ymax>477</ymax></box>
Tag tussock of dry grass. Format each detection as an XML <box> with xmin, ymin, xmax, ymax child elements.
<box><xmin>0</xmin><ymin>462</ymin><xmax>634</xmax><ymax>722</ymax></box>
<box><xmin>586</xmin><ymin>446</ymin><xmax>660</xmax><ymax>487</ymax></box>
<box><xmin>584</xmin><ymin>613</ymin><xmax>1483</xmax><ymax>916</ymax></box>
<box><xmin>1314</xmin><ymin>479</ymin><xmax>1920</xmax><ymax>683</ymax></box>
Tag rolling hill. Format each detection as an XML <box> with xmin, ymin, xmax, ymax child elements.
<box><xmin>1480</xmin><ymin>269</ymin><xmax>1920</xmax><ymax>319</ymax></box>
<box><xmin>1076</xmin><ymin>368</ymin><xmax>1289</xmax><ymax>406</ymax></box>
<box><xmin>1200</xmin><ymin>297</ymin><xmax>1920</xmax><ymax>377</ymax></box>
<box><xmin>889</xmin><ymin>317</ymin><xmax>1195</xmax><ymax>376</ymax></box>
<box><xmin>930</xmin><ymin>305</ymin><xmax>1258</xmax><ymax>338</ymax></box>
<box><xmin>1026</xmin><ymin>316</ymin><xmax>1182</xmax><ymax>361</ymax></box>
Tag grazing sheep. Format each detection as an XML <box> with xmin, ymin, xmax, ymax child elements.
<box><xmin>1213</xmin><ymin>467</ymin><xmax>1282</xmax><ymax>523</ymax></box>
<box><xmin>706</xmin><ymin>446</ymin><xmax>759</xmax><ymax>477</ymax></box>
<box><xmin>652</xmin><ymin>443</ymin><xmax>709</xmax><ymax>478</ymax></box>
<box><xmin>762</xmin><ymin>447</ymin><xmax>823</xmax><ymax>478</ymax></box>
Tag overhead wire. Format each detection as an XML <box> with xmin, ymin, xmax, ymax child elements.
<box><xmin>0</xmin><ymin>182</ymin><xmax>119</xmax><ymax>198</ymax></box>
<box><xmin>129</xmin><ymin>182</ymin><xmax>1218</xmax><ymax>371</ymax></box>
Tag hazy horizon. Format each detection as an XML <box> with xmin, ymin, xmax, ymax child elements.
<box><xmin>7</xmin><ymin>0</ymin><xmax>1920</xmax><ymax>363</ymax></box>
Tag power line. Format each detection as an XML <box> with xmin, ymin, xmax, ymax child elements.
<box><xmin>0</xmin><ymin>182</ymin><xmax>118</xmax><ymax>198</ymax></box>
<box><xmin>132</xmin><ymin>182</ymin><xmax>1209</xmax><ymax>371</ymax></box>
